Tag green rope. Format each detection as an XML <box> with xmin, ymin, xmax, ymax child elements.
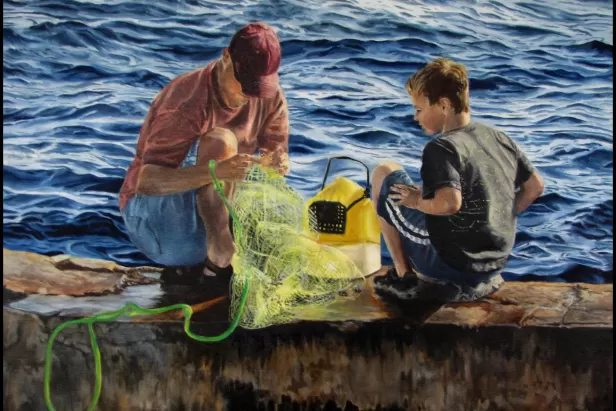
<box><xmin>43</xmin><ymin>160</ymin><xmax>249</xmax><ymax>411</ymax></box>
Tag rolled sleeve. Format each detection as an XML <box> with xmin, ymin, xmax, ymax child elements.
<box><xmin>141</xmin><ymin>110</ymin><xmax>200</xmax><ymax>167</ymax></box>
<box><xmin>257</xmin><ymin>90</ymin><xmax>290</xmax><ymax>153</ymax></box>
<box><xmin>514</xmin><ymin>143</ymin><xmax>536</xmax><ymax>187</ymax></box>
<box><xmin>420</xmin><ymin>140</ymin><xmax>462</xmax><ymax>199</ymax></box>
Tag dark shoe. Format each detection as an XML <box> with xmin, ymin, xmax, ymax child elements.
<box><xmin>374</xmin><ymin>267</ymin><xmax>501</xmax><ymax>303</ymax></box>
<box><xmin>203</xmin><ymin>258</ymin><xmax>234</xmax><ymax>281</ymax></box>
<box><xmin>373</xmin><ymin>267</ymin><xmax>422</xmax><ymax>299</ymax></box>
<box><xmin>160</xmin><ymin>258</ymin><xmax>233</xmax><ymax>287</ymax></box>
<box><xmin>160</xmin><ymin>262</ymin><xmax>205</xmax><ymax>286</ymax></box>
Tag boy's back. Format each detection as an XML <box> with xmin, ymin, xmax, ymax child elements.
<box><xmin>371</xmin><ymin>56</ymin><xmax>543</xmax><ymax>302</ymax></box>
<box><xmin>420</xmin><ymin>121</ymin><xmax>536</xmax><ymax>274</ymax></box>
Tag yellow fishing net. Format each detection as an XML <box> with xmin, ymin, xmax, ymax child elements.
<box><xmin>229</xmin><ymin>165</ymin><xmax>366</xmax><ymax>329</ymax></box>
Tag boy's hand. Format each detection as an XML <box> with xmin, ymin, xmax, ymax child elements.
<box><xmin>260</xmin><ymin>146</ymin><xmax>289</xmax><ymax>175</ymax></box>
<box><xmin>389</xmin><ymin>184</ymin><xmax>422</xmax><ymax>208</ymax></box>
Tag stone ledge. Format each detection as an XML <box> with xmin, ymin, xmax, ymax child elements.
<box><xmin>3</xmin><ymin>248</ymin><xmax>158</xmax><ymax>297</ymax></box>
<box><xmin>2</xmin><ymin>249</ymin><xmax>613</xmax><ymax>410</ymax></box>
<box><xmin>3</xmin><ymin>308</ymin><xmax>613</xmax><ymax>411</ymax></box>
<box><xmin>3</xmin><ymin>248</ymin><xmax>612</xmax><ymax>329</ymax></box>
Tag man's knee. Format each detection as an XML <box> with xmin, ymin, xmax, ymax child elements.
<box><xmin>198</xmin><ymin>127</ymin><xmax>238</xmax><ymax>162</ymax></box>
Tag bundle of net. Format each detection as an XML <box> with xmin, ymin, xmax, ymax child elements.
<box><xmin>229</xmin><ymin>165</ymin><xmax>366</xmax><ymax>329</ymax></box>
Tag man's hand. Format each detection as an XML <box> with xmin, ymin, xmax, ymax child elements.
<box><xmin>389</xmin><ymin>184</ymin><xmax>422</xmax><ymax>208</ymax></box>
<box><xmin>214</xmin><ymin>153</ymin><xmax>261</xmax><ymax>181</ymax></box>
<box><xmin>260</xmin><ymin>146</ymin><xmax>289</xmax><ymax>175</ymax></box>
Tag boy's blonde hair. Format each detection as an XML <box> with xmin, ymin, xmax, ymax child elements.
<box><xmin>405</xmin><ymin>57</ymin><xmax>470</xmax><ymax>114</ymax></box>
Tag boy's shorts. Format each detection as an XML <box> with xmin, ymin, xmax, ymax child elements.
<box><xmin>376</xmin><ymin>169</ymin><xmax>503</xmax><ymax>300</ymax></box>
<box><xmin>121</xmin><ymin>139</ymin><xmax>207</xmax><ymax>267</ymax></box>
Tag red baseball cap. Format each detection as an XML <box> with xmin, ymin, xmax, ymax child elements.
<box><xmin>228</xmin><ymin>22</ymin><xmax>281</xmax><ymax>99</ymax></box>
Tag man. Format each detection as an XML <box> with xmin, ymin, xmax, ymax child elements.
<box><xmin>372</xmin><ymin>57</ymin><xmax>544</xmax><ymax>302</ymax></box>
<box><xmin>119</xmin><ymin>22</ymin><xmax>290</xmax><ymax>286</ymax></box>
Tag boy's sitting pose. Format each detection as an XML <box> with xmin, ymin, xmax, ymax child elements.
<box><xmin>372</xmin><ymin>57</ymin><xmax>544</xmax><ymax>302</ymax></box>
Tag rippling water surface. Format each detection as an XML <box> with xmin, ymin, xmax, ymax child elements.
<box><xmin>3</xmin><ymin>0</ymin><xmax>613</xmax><ymax>283</ymax></box>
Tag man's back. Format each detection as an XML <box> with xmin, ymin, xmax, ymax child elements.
<box><xmin>421</xmin><ymin>122</ymin><xmax>535</xmax><ymax>274</ymax></box>
<box><xmin>118</xmin><ymin>62</ymin><xmax>288</xmax><ymax>210</ymax></box>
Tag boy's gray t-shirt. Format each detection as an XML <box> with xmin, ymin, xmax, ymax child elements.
<box><xmin>420</xmin><ymin>121</ymin><xmax>536</xmax><ymax>274</ymax></box>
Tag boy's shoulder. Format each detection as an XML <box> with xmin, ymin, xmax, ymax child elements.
<box><xmin>422</xmin><ymin>122</ymin><xmax>483</xmax><ymax>154</ymax></box>
<box><xmin>424</xmin><ymin>136</ymin><xmax>456</xmax><ymax>154</ymax></box>
<box><xmin>434</xmin><ymin>121</ymin><xmax>513</xmax><ymax>149</ymax></box>
<box><xmin>423</xmin><ymin>121</ymin><xmax>519</xmax><ymax>164</ymax></box>
<box><xmin>421</xmin><ymin>137</ymin><xmax>459</xmax><ymax>166</ymax></box>
<box><xmin>440</xmin><ymin>121</ymin><xmax>501</xmax><ymax>139</ymax></box>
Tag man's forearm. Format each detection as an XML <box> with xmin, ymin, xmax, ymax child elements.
<box><xmin>136</xmin><ymin>164</ymin><xmax>214</xmax><ymax>196</ymax></box>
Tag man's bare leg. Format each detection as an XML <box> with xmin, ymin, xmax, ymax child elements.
<box><xmin>196</xmin><ymin>127</ymin><xmax>240</xmax><ymax>276</ymax></box>
<box><xmin>371</xmin><ymin>162</ymin><xmax>413</xmax><ymax>277</ymax></box>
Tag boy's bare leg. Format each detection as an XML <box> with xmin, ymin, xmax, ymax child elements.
<box><xmin>196</xmin><ymin>127</ymin><xmax>239</xmax><ymax>276</ymax></box>
<box><xmin>371</xmin><ymin>162</ymin><xmax>413</xmax><ymax>277</ymax></box>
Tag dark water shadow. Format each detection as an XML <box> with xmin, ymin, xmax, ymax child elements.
<box><xmin>153</xmin><ymin>281</ymin><xmax>232</xmax><ymax>335</ymax></box>
<box><xmin>3</xmin><ymin>287</ymin><xmax>28</xmax><ymax>305</ymax></box>
<box><xmin>374</xmin><ymin>293</ymin><xmax>446</xmax><ymax>326</ymax></box>
<box><xmin>147</xmin><ymin>268</ymin><xmax>449</xmax><ymax>337</ymax></box>
<box><xmin>364</xmin><ymin>274</ymin><xmax>446</xmax><ymax>327</ymax></box>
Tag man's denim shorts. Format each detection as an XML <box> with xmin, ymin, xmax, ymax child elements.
<box><xmin>376</xmin><ymin>168</ymin><xmax>502</xmax><ymax>288</ymax></box>
<box><xmin>121</xmin><ymin>140</ymin><xmax>207</xmax><ymax>267</ymax></box>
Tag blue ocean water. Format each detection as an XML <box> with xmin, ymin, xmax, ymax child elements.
<box><xmin>3</xmin><ymin>0</ymin><xmax>613</xmax><ymax>283</ymax></box>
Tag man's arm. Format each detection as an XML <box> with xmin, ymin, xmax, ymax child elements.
<box><xmin>515</xmin><ymin>171</ymin><xmax>544</xmax><ymax>214</ymax></box>
<box><xmin>131</xmin><ymin>103</ymin><xmax>207</xmax><ymax>195</ymax></box>
<box><xmin>136</xmin><ymin>164</ymin><xmax>213</xmax><ymax>196</ymax></box>
<box><xmin>257</xmin><ymin>91</ymin><xmax>290</xmax><ymax>175</ymax></box>
<box><xmin>136</xmin><ymin>154</ymin><xmax>260</xmax><ymax>196</ymax></box>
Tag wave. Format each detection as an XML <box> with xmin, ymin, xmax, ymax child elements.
<box><xmin>506</xmin><ymin>264</ymin><xmax>613</xmax><ymax>284</ymax></box>
<box><xmin>573</xmin><ymin>40</ymin><xmax>613</xmax><ymax>55</ymax></box>
<box><xmin>469</xmin><ymin>75</ymin><xmax>538</xmax><ymax>91</ymax></box>
<box><xmin>570</xmin><ymin>200</ymin><xmax>613</xmax><ymax>238</ymax></box>
<box><xmin>3</xmin><ymin>59</ymin><xmax>169</xmax><ymax>90</ymax></box>
<box><xmin>572</xmin><ymin>148</ymin><xmax>613</xmax><ymax>169</ymax></box>
<box><xmin>4</xmin><ymin>166</ymin><xmax>124</xmax><ymax>194</ymax></box>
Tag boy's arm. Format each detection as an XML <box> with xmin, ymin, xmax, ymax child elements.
<box><xmin>509</xmin><ymin>134</ymin><xmax>543</xmax><ymax>214</ymax></box>
<box><xmin>515</xmin><ymin>171</ymin><xmax>544</xmax><ymax>214</ymax></box>
<box><xmin>417</xmin><ymin>186</ymin><xmax>462</xmax><ymax>215</ymax></box>
<box><xmin>416</xmin><ymin>140</ymin><xmax>463</xmax><ymax>215</ymax></box>
<box><xmin>389</xmin><ymin>184</ymin><xmax>461</xmax><ymax>215</ymax></box>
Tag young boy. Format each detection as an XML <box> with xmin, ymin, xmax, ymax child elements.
<box><xmin>371</xmin><ymin>57</ymin><xmax>544</xmax><ymax>302</ymax></box>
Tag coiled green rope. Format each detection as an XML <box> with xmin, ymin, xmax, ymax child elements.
<box><xmin>43</xmin><ymin>160</ymin><xmax>249</xmax><ymax>411</ymax></box>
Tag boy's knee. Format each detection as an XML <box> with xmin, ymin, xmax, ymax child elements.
<box><xmin>198</xmin><ymin>127</ymin><xmax>238</xmax><ymax>161</ymax></box>
<box><xmin>372</xmin><ymin>162</ymin><xmax>403</xmax><ymax>188</ymax></box>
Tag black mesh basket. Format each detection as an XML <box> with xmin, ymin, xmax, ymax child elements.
<box><xmin>308</xmin><ymin>157</ymin><xmax>371</xmax><ymax>235</ymax></box>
